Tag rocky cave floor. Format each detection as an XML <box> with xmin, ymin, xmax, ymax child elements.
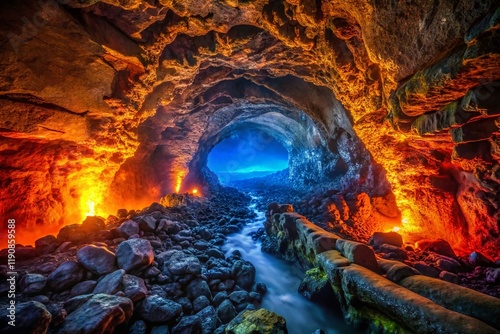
<box><xmin>1</xmin><ymin>181</ymin><xmax>500</xmax><ymax>333</ymax></box>
<box><xmin>232</xmin><ymin>173</ymin><xmax>500</xmax><ymax>299</ymax></box>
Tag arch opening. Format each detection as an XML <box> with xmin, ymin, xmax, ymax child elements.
<box><xmin>207</xmin><ymin>128</ymin><xmax>288</xmax><ymax>185</ymax></box>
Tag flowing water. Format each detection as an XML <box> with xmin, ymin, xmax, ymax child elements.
<box><xmin>223</xmin><ymin>196</ymin><xmax>358</xmax><ymax>334</ymax></box>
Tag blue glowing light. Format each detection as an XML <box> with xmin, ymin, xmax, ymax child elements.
<box><xmin>208</xmin><ymin>129</ymin><xmax>288</xmax><ymax>183</ymax></box>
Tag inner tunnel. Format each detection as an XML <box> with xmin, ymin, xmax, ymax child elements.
<box><xmin>1</xmin><ymin>0</ymin><xmax>499</xmax><ymax>333</ymax></box>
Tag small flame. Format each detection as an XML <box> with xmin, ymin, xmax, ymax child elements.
<box><xmin>392</xmin><ymin>226</ymin><xmax>401</xmax><ymax>232</ymax></box>
<box><xmin>175</xmin><ymin>174</ymin><xmax>183</xmax><ymax>193</ymax></box>
<box><xmin>86</xmin><ymin>200</ymin><xmax>95</xmax><ymax>217</ymax></box>
<box><xmin>192</xmin><ymin>189</ymin><xmax>198</xmax><ymax>194</ymax></box>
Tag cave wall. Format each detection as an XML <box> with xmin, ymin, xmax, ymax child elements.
<box><xmin>0</xmin><ymin>0</ymin><xmax>499</xmax><ymax>256</ymax></box>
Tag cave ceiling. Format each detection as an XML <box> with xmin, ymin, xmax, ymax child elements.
<box><xmin>0</xmin><ymin>0</ymin><xmax>499</xmax><ymax>256</ymax></box>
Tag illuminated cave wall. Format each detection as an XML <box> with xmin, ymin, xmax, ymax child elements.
<box><xmin>0</xmin><ymin>0</ymin><xmax>499</xmax><ymax>256</ymax></box>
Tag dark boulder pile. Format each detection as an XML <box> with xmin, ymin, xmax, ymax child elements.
<box><xmin>0</xmin><ymin>188</ymin><xmax>273</xmax><ymax>334</ymax></box>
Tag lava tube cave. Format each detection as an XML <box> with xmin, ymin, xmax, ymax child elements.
<box><xmin>0</xmin><ymin>0</ymin><xmax>499</xmax><ymax>333</ymax></box>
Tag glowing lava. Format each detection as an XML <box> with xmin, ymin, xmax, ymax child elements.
<box><xmin>86</xmin><ymin>200</ymin><xmax>96</xmax><ymax>217</ymax></box>
<box><xmin>175</xmin><ymin>173</ymin><xmax>185</xmax><ymax>193</ymax></box>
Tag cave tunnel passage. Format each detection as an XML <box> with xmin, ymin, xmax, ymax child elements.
<box><xmin>207</xmin><ymin>128</ymin><xmax>288</xmax><ymax>184</ymax></box>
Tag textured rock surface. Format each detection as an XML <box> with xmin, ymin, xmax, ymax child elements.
<box><xmin>0</xmin><ymin>0</ymin><xmax>499</xmax><ymax>258</ymax></box>
<box><xmin>225</xmin><ymin>309</ymin><xmax>287</xmax><ymax>334</ymax></box>
<box><xmin>56</xmin><ymin>294</ymin><xmax>133</xmax><ymax>334</ymax></box>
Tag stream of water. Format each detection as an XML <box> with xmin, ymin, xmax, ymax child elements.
<box><xmin>223</xmin><ymin>196</ymin><xmax>358</xmax><ymax>334</ymax></box>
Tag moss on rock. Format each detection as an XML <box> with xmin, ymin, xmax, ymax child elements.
<box><xmin>225</xmin><ymin>309</ymin><xmax>287</xmax><ymax>334</ymax></box>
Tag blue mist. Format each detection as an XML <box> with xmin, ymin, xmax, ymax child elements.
<box><xmin>208</xmin><ymin>129</ymin><xmax>288</xmax><ymax>183</ymax></box>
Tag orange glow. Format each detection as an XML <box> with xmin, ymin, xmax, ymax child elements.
<box><xmin>78</xmin><ymin>186</ymin><xmax>107</xmax><ymax>222</ymax></box>
<box><xmin>175</xmin><ymin>172</ymin><xmax>185</xmax><ymax>193</ymax></box>
<box><xmin>86</xmin><ymin>200</ymin><xmax>96</xmax><ymax>217</ymax></box>
<box><xmin>192</xmin><ymin>189</ymin><xmax>198</xmax><ymax>194</ymax></box>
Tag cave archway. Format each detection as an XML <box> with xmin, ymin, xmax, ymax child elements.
<box><xmin>206</xmin><ymin>127</ymin><xmax>288</xmax><ymax>184</ymax></box>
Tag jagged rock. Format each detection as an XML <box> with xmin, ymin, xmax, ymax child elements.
<box><xmin>117</xmin><ymin>220</ymin><xmax>140</xmax><ymax>239</ymax></box>
<box><xmin>19</xmin><ymin>274</ymin><xmax>47</xmax><ymax>295</ymax></box>
<box><xmin>298</xmin><ymin>268</ymin><xmax>336</xmax><ymax>303</ymax></box>
<box><xmin>413</xmin><ymin>262</ymin><xmax>440</xmax><ymax>278</ymax></box>
<box><xmin>0</xmin><ymin>301</ymin><xmax>51</xmax><ymax>334</ymax></box>
<box><xmin>35</xmin><ymin>235</ymin><xmax>60</xmax><ymax>253</ymax></box>
<box><xmin>369</xmin><ymin>232</ymin><xmax>403</xmax><ymax>248</ymax></box>
<box><xmin>187</xmin><ymin>278</ymin><xmax>212</xmax><ymax>300</ymax></box>
<box><xmin>216</xmin><ymin>299</ymin><xmax>237</xmax><ymax>324</ymax></box>
<box><xmin>116</xmin><ymin>238</ymin><xmax>154</xmax><ymax>272</ymax></box>
<box><xmin>231</xmin><ymin>260</ymin><xmax>256</xmax><ymax>290</ymax></box>
<box><xmin>136</xmin><ymin>295</ymin><xmax>183</xmax><ymax>325</ymax></box>
<box><xmin>213</xmin><ymin>291</ymin><xmax>228</xmax><ymax>307</ymax></box>
<box><xmin>436</xmin><ymin>257</ymin><xmax>461</xmax><ymax>273</ymax></box>
<box><xmin>56</xmin><ymin>294</ymin><xmax>133</xmax><ymax>334</ymax></box>
<box><xmin>76</xmin><ymin>245</ymin><xmax>117</xmax><ymax>275</ymax></box>
<box><xmin>162</xmin><ymin>250</ymin><xmax>202</xmax><ymax>275</ymax></box>
<box><xmin>64</xmin><ymin>294</ymin><xmax>94</xmax><ymax>314</ymax></box>
<box><xmin>486</xmin><ymin>268</ymin><xmax>500</xmax><ymax>283</ymax></box>
<box><xmin>469</xmin><ymin>251</ymin><xmax>495</xmax><ymax>267</ymax></box>
<box><xmin>47</xmin><ymin>261</ymin><xmax>85</xmax><ymax>292</ymax></box>
<box><xmin>415</xmin><ymin>239</ymin><xmax>457</xmax><ymax>258</ymax></box>
<box><xmin>93</xmin><ymin>269</ymin><xmax>125</xmax><ymax>294</ymax></box>
<box><xmin>122</xmin><ymin>274</ymin><xmax>147</xmax><ymax>302</ymax></box>
<box><xmin>138</xmin><ymin>215</ymin><xmax>157</xmax><ymax>232</ymax></box>
<box><xmin>225</xmin><ymin>309</ymin><xmax>287</xmax><ymax>334</ymax></box>
<box><xmin>192</xmin><ymin>295</ymin><xmax>210</xmax><ymax>313</ymax></box>
<box><xmin>197</xmin><ymin>306</ymin><xmax>220</xmax><ymax>334</ymax></box>
<box><xmin>70</xmin><ymin>280</ymin><xmax>97</xmax><ymax>296</ymax></box>
<box><xmin>171</xmin><ymin>315</ymin><xmax>202</xmax><ymax>334</ymax></box>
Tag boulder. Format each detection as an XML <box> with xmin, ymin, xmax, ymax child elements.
<box><xmin>229</xmin><ymin>291</ymin><xmax>248</xmax><ymax>304</ymax></box>
<box><xmin>136</xmin><ymin>295</ymin><xmax>182</xmax><ymax>324</ymax></box>
<box><xmin>192</xmin><ymin>296</ymin><xmax>210</xmax><ymax>313</ymax></box>
<box><xmin>413</xmin><ymin>262</ymin><xmax>440</xmax><ymax>278</ymax></box>
<box><xmin>162</xmin><ymin>250</ymin><xmax>201</xmax><ymax>275</ymax></box>
<box><xmin>369</xmin><ymin>232</ymin><xmax>403</xmax><ymax>248</ymax></box>
<box><xmin>298</xmin><ymin>268</ymin><xmax>335</xmax><ymax>303</ymax></box>
<box><xmin>225</xmin><ymin>309</ymin><xmax>287</xmax><ymax>334</ymax></box>
<box><xmin>35</xmin><ymin>235</ymin><xmax>60</xmax><ymax>253</ymax></box>
<box><xmin>217</xmin><ymin>299</ymin><xmax>237</xmax><ymax>324</ymax></box>
<box><xmin>56</xmin><ymin>294</ymin><xmax>133</xmax><ymax>334</ymax></box>
<box><xmin>415</xmin><ymin>239</ymin><xmax>456</xmax><ymax>258</ymax></box>
<box><xmin>436</xmin><ymin>257</ymin><xmax>461</xmax><ymax>273</ymax></box>
<box><xmin>138</xmin><ymin>215</ymin><xmax>157</xmax><ymax>232</ymax></box>
<box><xmin>335</xmin><ymin>239</ymin><xmax>380</xmax><ymax>273</ymax></box>
<box><xmin>116</xmin><ymin>239</ymin><xmax>154</xmax><ymax>272</ymax></box>
<box><xmin>47</xmin><ymin>261</ymin><xmax>85</xmax><ymax>291</ymax></box>
<box><xmin>486</xmin><ymin>268</ymin><xmax>500</xmax><ymax>283</ymax></box>
<box><xmin>438</xmin><ymin>270</ymin><xmax>460</xmax><ymax>284</ymax></box>
<box><xmin>70</xmin><ymin>280</ymin><xmax>97</xmax><ymax>296</ymax></box>
<box><xmin>171</xmin><ymin>315</ymin><xmax>202</xmax><ymax>334</ymax></box>
<box><xmin>0</xmin><ymin>301</ymin><xmax>51</xmax><ymax>334</ymax></box>
<box><xmin>19</xmin><ymin>274</ymin><xmax>47</xmax><ymax>295</ymax></box>
<box><xmin>187</xmin><ymin>278</ymin><xmax>212</xmax><ymax>300</ymax></box>
<box><xmin>231</xmin><ymin>260</ymin><xmax>256</xmax><ymax>290</ymax></box>
<box><xmin>93</xmin><ymin>269</ymin><xmax>125</xmax><ymax>294</ymax></box>
<box><xmin>117</xmin><ymin>220</ymin><xmax>140</xmax><ymax>238</ymax></box>
<box><xmin>469</xmin><ymin>251</ymin><xmax>495</xmax><ymax>267</ymax></box>
<box><xmin>76</xmin><ymin>245</ymin><xmax>117</xmax><ymax>275</ymax></box>
<box><xmin>122</xmin><ymin>274</ymin><xmax>147</xmax><ymax>302</ymax></box>
<box><xmin>197</xmin><ymin>306</ymin><xmax>220</xmax><ymax>334</ymax></box>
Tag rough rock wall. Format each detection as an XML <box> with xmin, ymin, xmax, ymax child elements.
<box><xmin>0</xmin><ymin>0</ymin><xmax>499</xmax><ymax>256</ymax></box>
